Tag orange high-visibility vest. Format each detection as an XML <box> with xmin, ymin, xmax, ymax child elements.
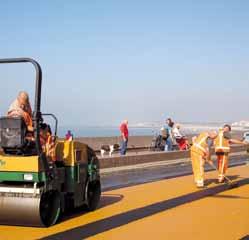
<box><xmin>46</xmin><ymin>135</ymin><xmax>56</xmax><ymax>161</ymax></box>
<box><xmin>192</xmin><ymin>132</ymin><xmax>209</xmax><ymax>154</ymax></box>
<box><xmin>214</xmin><ymin>129</ymin><xmax>230</xmax><ymax>153</ymax></box>
<box><xmin>22</xmin><ymin>111</ymin><xmax>33</xmax><ymax>129</ymax></box>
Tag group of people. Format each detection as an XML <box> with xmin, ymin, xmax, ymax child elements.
<box><xmin>191</xmin><ymin>124</ymin><xmax>247</xmax><ymax>188</ymax></box>
<box><xmin>119</xmin><ymin>118</ymin><xmax>248</xmax><ymax>188</ymax></box>
<box><xmin>119</xmin><ymin>118</ymin><xmax>188</xmax><ymax>156</ymax></box>
<box><xmin>162</xmin><ymin>118</ymin><xmax>189</xmax><ymax>151</ymax></box>
<box><xmin>7</xmin><ymin>93</ymin><xmax>247</xmax><ymax>187</ymax></box>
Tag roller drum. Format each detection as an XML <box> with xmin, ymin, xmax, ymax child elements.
<box><xmin>0</xmin><ymin>190</ymin><xmax>61</xmax><ymax>227</ymax></box>
<box><xmin>0</xmin><ymin>195</ymin><xmax>42</xmax><ymax>226</ymax></box>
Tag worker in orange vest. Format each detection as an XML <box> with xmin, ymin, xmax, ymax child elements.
<box><xmin>191</xmin><ymin>131</ymin><xmax>218</xmax><ymax>188</ymax></box>
<box><xmin>40</xmin><ymin>123</ymin><xmax>56</xmax><ymax>162</ymax></box>
<box><xmin>214</xmin><ymin>124</ymin><xmax>247</xmax><ymax>183</ymax></box>
<box><xmin>8</xmin><ymin>91</ymin><xmax>33</xmax><ymax>132</ymax></box>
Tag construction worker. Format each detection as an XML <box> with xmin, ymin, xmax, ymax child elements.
<box><xmin>40</xmin><ymin>123</ymin><xmax>56</xmax><ymax>161</ymax></box>
<box><xmin>7</xmin><ymin>91</ymin><xmax>33</xmax><ymax>132</ymax></box>
<box><xmin>214</xmin><ymin>124</ymin><xmax>247</xmax><ymax>183</ymax></box>
<box><xmin>190</xmin><ymin>131</ymin><xmax>218</xmax><ymax>188</ymax></box>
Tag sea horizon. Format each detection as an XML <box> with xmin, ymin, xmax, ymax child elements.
<box><xmin>57</xmin><ymin>121</ymin><xmax>249</xmax><ymax>138</ymax></box>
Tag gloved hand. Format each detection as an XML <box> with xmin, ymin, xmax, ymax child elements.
<box><xmin>205</xmin><ymin>153</ymin><xmax>214</xmax><ymax>166</ymax></box>
<box><xmin>207</xmin><ymin>160</ymin><xmax>214</xmax><ymax>166</ymax></box>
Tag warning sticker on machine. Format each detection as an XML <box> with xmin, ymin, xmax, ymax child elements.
<box><xmin>0</xmin><ymin>160</ymin><xmax>6</xmax><ymax>167</ymax></box>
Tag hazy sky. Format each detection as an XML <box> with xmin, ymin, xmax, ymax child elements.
<box><xmin>0</xmin><ymin>1</ymin><xmax>248</xmax><ymax>126</ymax></box>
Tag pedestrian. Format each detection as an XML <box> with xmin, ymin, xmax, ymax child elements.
<box><xmin>190</xmin><ymin>131</ymin><xmax>218</xmax><ymax>188</ymax></box>
<box><xmin>65</xmin><ymin>130</ymin><xmax>73</xmax><ymax>141</ymax></box>
<box><xmin>163</xmin><ymin>118</ymin><xmax>174</xmax><ymax>151</ymax></box>
<box><xmin>214</xmin><ymin>124</ymin><xmax>247</xmax><ymax>183</ymax></box>
<box><xmin>120</xmin><ymin>120</ymin><xmax>129</xmax><ymax>155</ymax></box>
<box><xmin>173</xmin><ymin>124</ymin><xmax>189</xmax><ymax>150</ymax></box>
<box><xmin>173</xmin><ymin>123</ymin><xmax>183</xmax><ymax>138</ymax></box>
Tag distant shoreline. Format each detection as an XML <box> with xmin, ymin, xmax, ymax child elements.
<box><xmin>58</xmin><ymin>125</ymin><xmax>248</xmax><ymax>138</ymax></box>
<box><xmin>75</xmin><ymin>132</ymin><xmax>244</xmax><ymax>151</ymax></box>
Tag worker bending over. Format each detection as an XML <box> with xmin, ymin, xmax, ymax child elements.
<box><xmin>191</xmin><ymin>131</ymin><xmax>217</xmax><ymax>188</ymax></box>
<box><xmin>214</xmin><ymin>124</ymin><xmax>247</xmax><ymax>183</ymax></box>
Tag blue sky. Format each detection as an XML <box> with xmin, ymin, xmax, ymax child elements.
<box><xmin>0</xmin><ymin>1</ymin><xmax>248</xmax><ymax>126</ymax></box>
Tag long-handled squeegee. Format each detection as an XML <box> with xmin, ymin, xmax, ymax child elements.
<box><xmin>207</xmin><ymin>161</ymin><xmax>239</xmax><ymax>188</ymax></box>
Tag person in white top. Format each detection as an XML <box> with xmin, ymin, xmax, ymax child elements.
<box><xmin>173</xmin><ymin>124</ymin><xmax>189</xmax><ymax>150</ymax></box>
<box><xmin>173</xmin><ymin>124</ymin><xmax>183</xmax><ymax>138</ymax></box>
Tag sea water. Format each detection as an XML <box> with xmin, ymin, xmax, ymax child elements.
<box><xmin>58</xmin><ymin>122</ymin><xmax>233</xmax><ymax>138</ymax></box>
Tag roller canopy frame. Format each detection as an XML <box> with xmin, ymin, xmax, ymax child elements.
<box><xmin>42</xmin><ymin>113</ymin><xmax>58</xmax><ymax>137</ymax></box>
<box><xmin>0</xmin><ymin>58</ymin><xmax>47</xmax><ymax>169</ymax></box>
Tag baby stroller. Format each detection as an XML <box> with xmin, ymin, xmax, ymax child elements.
<box><xmin>150</xmin><ymin>132</ymin><xmax>167</xmax><ymax>151</ymax></box>
<box><xmin>175</xmin><ymin>136</ymin><xmax>189</xmax><ymax>150</ymax></box>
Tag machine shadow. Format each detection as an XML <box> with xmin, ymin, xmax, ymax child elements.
<box><xmin>60</xmin><ymin>194</ymin><xmax>124</xmax><ymax>223</ymax></box>
<box><xmin>211</xmin><ymin>194</ymin><xmax>249</xmax><ymax>199</ymax></box>
<box><xmin>42</xmin><ymin>177</ymin><xmax>249</xmax><ymax>240</ymax></box>
<box><xmin>240</xmin><ymin>235</ymin><xmax>249</xmax><ymax>240</ymax></box>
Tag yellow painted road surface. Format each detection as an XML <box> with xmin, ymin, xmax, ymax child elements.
<box><xmin>0</xmin><ymin>165</ymin><xmax>249</xmax><ymax>240</ymax></box>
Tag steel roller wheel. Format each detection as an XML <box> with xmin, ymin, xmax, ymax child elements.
<box><xmin>0</xmin><ymin>190</ymin><xmax>60</xmax><ymax>227</ymax></box>
<box><xmin>85</xmin><ymin>180</ymin><xmax>101</xmax><ymax>211</ymax></box>
<box><xmin>40</xmin><ymin>190</ymin><xmax>61</xmax><ymax>227</ymax></box>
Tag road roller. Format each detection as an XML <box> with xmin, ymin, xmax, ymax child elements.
<box><xmin>0</xmin><ymin>58</ymin><xmax>101</xmax><ymax>227</ymax></box>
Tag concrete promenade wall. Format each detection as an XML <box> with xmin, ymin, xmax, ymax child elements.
<box><xmin>76</xmin><ymin>132</ymin><xmax>243</xmax><ymax>151</ymax></box>
<box><xmin>99</xmin><ymin>145</ymin><xmax>248</xmax><ymax>169</ymax></box>
<box><xmin>76</xmin><ymin>136</ymin><xmax>153</xmax><ymax>151</ymax></box>
<box><xmin>76</xmin><ymin>133</ymin><xmax>246</xmax><ymax>169</ymax></box>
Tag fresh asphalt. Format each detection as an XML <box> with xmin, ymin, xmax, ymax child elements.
<box><xmin>101</xmin><ymin>153</ymin><xmax>249</xmax><ymax>191</ymax></box>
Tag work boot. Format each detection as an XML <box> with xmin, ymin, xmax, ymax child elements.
<box><xmin>196</xmin><ymin>180</ymin><xmax>204</xmax><ymax>188</ymax></box>
<box><xmin>218</xmin><ymin>175</ymin><xmax>225</xmax><ymax>183</ymax></box>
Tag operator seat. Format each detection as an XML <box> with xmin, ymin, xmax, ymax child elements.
<box><xmin>0</xmin><ymin>116</ymin><xmax>36</xmax><ymax>155</ymax></box>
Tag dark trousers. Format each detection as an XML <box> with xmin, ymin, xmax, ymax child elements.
<box><xmin>120</xmin><ymin>139</ymin><xmax>128</xmax><ymax>155</ymax></box>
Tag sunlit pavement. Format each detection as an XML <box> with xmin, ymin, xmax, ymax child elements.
<box><xmin>0</xmin><ymin>165</ymin><xmax>249</xmax><ymax>240</ymax></box>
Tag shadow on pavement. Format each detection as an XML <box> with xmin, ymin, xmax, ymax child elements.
<box><xmin>60</xmin><ymin>194</ymin><xmax>124</xmax><ymax>223</ymax></box>
<box><xmin>205</xmin><ymin>175</ymin><xmax>240</xmax><ymax>187</ymax></box>
<box><xmin>210</xmin><ymin>194</ymin><xmax>249</xmax><ymax>199</ymax></box>
<box><xmin>41</xmin><ymin>177</ymin><xmax>249</xmax><ymax>240</ymax></box>
<box><xmin>240</xmin><ymin>235</ymin><xmax>249</xmax><ymax>240</ymax></box>
<box><xmin>98</xmin><ymin>194</ymin><xmax>124</xmax><ymax>208</ymax></box>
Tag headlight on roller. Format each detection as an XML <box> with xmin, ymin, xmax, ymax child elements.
<box><xmin>24</xmin><ymin>174</ymin><xmax>33</xmax><ymax>181</ymax></box>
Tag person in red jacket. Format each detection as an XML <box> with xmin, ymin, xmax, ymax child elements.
<box><xmin>120</xmin><ymin>120</ymin><xmax>129</xmax><ymax>155</ymax></box>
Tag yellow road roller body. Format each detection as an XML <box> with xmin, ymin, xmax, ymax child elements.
<box><xmin>0</xmin><ymin>58</ymin><xmax>101</xmax><ymax>227</ymax></box>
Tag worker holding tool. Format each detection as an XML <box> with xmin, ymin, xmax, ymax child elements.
<box><xmin>214</xmin><ymin>124</ymin><xmax>247</xmax><ymax>183</ymax></box>
<box><xmin>190</xmin><ymin>131</ymin><xmax>218</xmax><ymax>188</ymax></box>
